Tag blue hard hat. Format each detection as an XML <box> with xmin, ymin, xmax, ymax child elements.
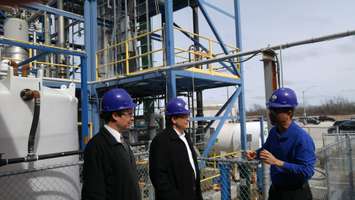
<box><xmin>102</xmin><ymin>88</ymin><xmax>136</xmax><ymax>112</ymax></box>
<box><xmin>166</xmin><ymin>98</ymin><xmax>190</xmax><ymax>116</ymax></box>
<box><xmin>267</xmin><ymin>87</ymin><xmax>298</xmax><ymax>108</ymax></box>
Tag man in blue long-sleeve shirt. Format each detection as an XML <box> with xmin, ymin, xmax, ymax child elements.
<box><xmin>247</xmin><ymin>88</ymin><xmax>316</xmax><ymax>200</ymax></box>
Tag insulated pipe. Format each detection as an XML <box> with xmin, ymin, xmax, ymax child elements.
<box><xmin>57</xmin><ymin>0</ymin><xmax>65</xmax><ymax>48</ymax></box>
<box><xmin>20</xmin><ymin>89</ymin><xmax>41</xmax><ymax>156</ymax></box>
<box><xmin>0</xmin><ymin>150</ymin><xmax>82</xmax><ymax>167</ymax></box>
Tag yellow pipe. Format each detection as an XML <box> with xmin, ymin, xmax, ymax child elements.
<box><xmin>208</xmin><ymin>39</ymin><xmax>213</xmax><ymax>71</ymax></box>
<box><xmin>29</xmin><ymin>49</ymin><xmax>33</xmax><ymax>69</ymax></box>
<box><xmin>125</xmin><ymin>40</ymin><xmax>129</xmax><ymax>75</ymax></box>
<box><xmin>200</xmin><ymin>174</ymin><xmax>220</xmax><ymax>183</ymax></box>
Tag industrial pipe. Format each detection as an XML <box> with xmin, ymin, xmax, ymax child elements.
<box><xmin>0</xmin><ymin>150</ymin><xmax>82</xmax><ymax>167</ymax></box>
<box><xmin>20</xmin><ymin>89</ymin><xmax>40</xmax><ymax>157</ymax></box>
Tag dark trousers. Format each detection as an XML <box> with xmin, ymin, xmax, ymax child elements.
<box><xmin>268</xmin><ymin>183</ymin><xmax>312</xmax><ymax>200</ymax></box>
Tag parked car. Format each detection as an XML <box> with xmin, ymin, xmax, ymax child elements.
<box><xmin>298</xmin><ymin>116</ymin><xmax>320</xmax><ymax>125</ymax></box>
<box><xmin>327</xmin><ymin>120</ymin><xmax>355</xmax><ymax>133</ymax></box>
<box><xmin>318</xmin><ymin>115</ymin><xmax>336</xmax><ymax>122</ymax></box>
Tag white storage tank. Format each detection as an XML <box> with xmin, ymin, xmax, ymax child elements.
<box><xmin>214</xmin><ymin>121</ymin><xmax>269</xmax><ymax>153</ymax></box>
<box><xmin>4</xmin><ymin>18</ymin><xmax>29</xmax><ymax>62</ymax></box>
<box><xmin>0</xmin><ymin>67</ymin><xmax>80</xmax><ymax>200</ymax></box>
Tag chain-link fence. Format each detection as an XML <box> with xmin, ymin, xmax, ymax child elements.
<box><xmin>0</xmin><ymin>153</ymin><xmax>154</xmax><ymax>200</ymax></box>
<box><xmin>0</xmin><ymin>153</ymin><xmax>261</xmax><ymax>200</ymax></box>
<box><xmin>0</xmin><ymin>160</ymin><xmax>82</xmax><ymax>200</ymax></box>
<box><xmin>316</xmin><ymin>133</ymin><xmax>355</xmax><ymax>200</ymax></box>
<box><xmin>199</xmin><ymin>157</ymin><xmax>260</xmax><ymax>200</ymax></box>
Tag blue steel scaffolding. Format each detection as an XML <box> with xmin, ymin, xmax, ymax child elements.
<box><xmin>0</xmin><ymin>0</ymin><xmax>247</xmax><ymax>162</ymax></box>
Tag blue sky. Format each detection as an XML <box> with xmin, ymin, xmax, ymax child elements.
<box><xmin>161</xmin><ymin>0</ymin><xmax>355</xmax><ymax>109</ymax></box>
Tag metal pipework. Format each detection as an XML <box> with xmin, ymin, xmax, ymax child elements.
<box><xmin>89</xmin><ymin>29</ymin><xmax>355</xmax><ymax>85</ymax></box>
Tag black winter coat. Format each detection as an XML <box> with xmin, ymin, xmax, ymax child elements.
<box><xmin>149</xmin><ymin>127</ymin><xmax>203</xmax><ymax>200</ymax></box>
<box><xmin>81</xmin><ymin>127</ymin><xmax>141</xmax><ymax>200</ymax></box>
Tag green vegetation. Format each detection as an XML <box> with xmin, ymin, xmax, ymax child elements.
<box><xmin>247</xmin><ymin>97</ymin><xmax>355</xmax><ymax>116</ymax></box>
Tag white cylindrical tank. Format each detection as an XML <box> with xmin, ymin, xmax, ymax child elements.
<box><xmin>4</xmin><ymin>18</ymin><xmax>29</xmax><ymax>61</ymax></box>
<box><xmin>0</xmin><ymin>68</ymin><xmax>80</xmax><ymax>200</ymax></box>
<box><xmin>214</xmin><ymin>121</ymin><xmax>269</xmax><ymax>152</ymax></box>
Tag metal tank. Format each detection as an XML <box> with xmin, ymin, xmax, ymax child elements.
<box><xmin>0</xmin><ymin>67</ymin><xmax>80</xmax><ymax>200</ymax></box>
<box><xmin>4</xmin><ymin>18</ymin><xmax>29</xmax><ymax>62</ymax></box>
<box><xmin>214</xmin><ymin>121</ymin><xmax>269</xmax><ymax>153</ymax></box>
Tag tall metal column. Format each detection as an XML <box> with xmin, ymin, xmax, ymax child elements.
<box><xmin>234</xmin><ymin>1</ymin><xmax>250</xmax><ymax>200</ymax></box>
<box><xmin>84</xmin><ymin>0</ymin><xmax>99</xmax><ymax>145</ymax></box>
<box><xmin>164</xmin><ymin>0</ymin><xmax>176</xmax><ymax>100</ymax></box>
<box><xmin>192</xmin><ymin>4</ymin><xmax>204</xmax><ymax>143</ymax></box>
<box><xmin>234</xmin><ymin>0</ymin><xmax>247</xmax><ymax>152</ymax></box>
<box><xmin>261</xmin><ymin>49</ymin><xmax>277</xmax><ymax>200</ymax></box>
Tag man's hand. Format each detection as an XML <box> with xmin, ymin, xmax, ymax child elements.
<box><xmin>245</xmin><ymin>150</ymin><xmax>257</xmax><ymax>160</ymax></box>
<box><xmin>259</xmin><ymin>149</ymin><xmax>284</xmax><ymax>167</ymax></box>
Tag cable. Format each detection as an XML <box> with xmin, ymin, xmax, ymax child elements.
<box><xmin>236</xmin><ymin>52</ymin><xmax>260</xmax><ymax>63</ymax></box>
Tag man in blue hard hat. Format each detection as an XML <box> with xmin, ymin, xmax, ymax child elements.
<box><xmin>246</xmin><ymin>87</ymin><xmax>316</xmax><ymax>200</ymax></box>
<box><xmin>81</xmin><ymin>88</ymin><xmax>141</xmax><ymax>200</ymax></box>
<box><xmin>149</xmin><ymin>97</ymin><xmax>203</xmax><ymax>200</ymax></box>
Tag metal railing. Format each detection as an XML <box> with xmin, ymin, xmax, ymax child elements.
<box><xmin>95</xmin><ymin>26</ymin><xmax>239</xmax><ymax>81</ymax></box>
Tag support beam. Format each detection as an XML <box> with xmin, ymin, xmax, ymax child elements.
<box><xmin>196</xmin><ymin>0</ymin><xmax>239</xmax><ymax>76</ymax></box>
<box><xmin>202</xmin><ymin>87</ymin><xmax>241</xmax><ymax>158</ymax></box>
<box><xmin>0</xmin><ymin>36</ymin><xmax>85</xmax><ymax>57</ymax></box>
<box><xmin>18</xmin><ymin>52</ymin><xmax>49</xmax><ymax>67</ymax></box>
<box><xmin>199</xmin><ymin>0</ymin><xmax>234</xmax><ymax>19</ymax></box>
<box><xmin>173</xmin><ymin>23</ymin><xmax>234</xmax><ymax>74</ymax></box>
<box><xmin>234</xmin><ymin>0</ymin><xmax>247</xmax><ymax>151</ymax></box>
<box><xmin>80</xmin><ymin>56</ymin><xmax>89</xmax><ymax>150</ymax></box>
<box><xmin>84</xmin><ymin>0</ymin><xmax>100</xmax><ymax>143</ymax></box>
<box><xmin>164</xmin><ymin>0</ymin><xmax>176</xmax><ymax>100</ymax></box>
<box><xmin>23</xmin><ymin>3</ymin><xmax>85</xmax><ymax>21</ymax></box>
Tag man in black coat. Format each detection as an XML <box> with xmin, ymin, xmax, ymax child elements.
<box><xmin>81</xmin><ymin>88</ymin><xmax>141</xmax><ymax>200</ymax></box>
<box><xmin>149</xmin><ymin>98</ymin><xmax>203</xmax><ymax>200</ymax></box>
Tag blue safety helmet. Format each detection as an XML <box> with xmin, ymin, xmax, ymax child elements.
<box><xmin>267</xmin><ymin>87</ymin><xmax>298</xmax><ymax>109</ymax></box>
<box><xmin>102</xmin><ymin>88</ymin><xmax>136</xmax><ymax>112</ymax></box>
<box><xmin>166</xmin><ymin>98</ymin><xmax>190</xmax><ymax>116</ymax></box>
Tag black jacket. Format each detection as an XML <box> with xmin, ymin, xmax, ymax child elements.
<box><xmin>81</xmin><ymin>127</ymin><xmax>141</xmax><ymax>200</ymax></box>
<box><xmin>149</xmin><ymin>127</ymin><xmax>203</xmax><ymax>200</ymax></box>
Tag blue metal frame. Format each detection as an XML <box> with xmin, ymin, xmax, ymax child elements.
<box><xmin>199</xmin><ymin>0</ymin><xmax>234</xmax><ymax>19</ymax></box>
<box><xmin>164</xmin><ymin>0</ymin><xmax>176</xmax><ymax>100</ymax></box>
<box><xmin>202</xmin><ymin>87</ymin><xmax>241</xmax><ymax>158</ymax></box>
<box><xmin>80</xmin><ymin>56</ymin><xmax>89</xmax><ymax>150</ymax></box>
<box><xmin>173</xmin><ymin>23</ymin><xmax>235</xmax><ymax>74</ymax></box>
<box><xmin>234</xmin><ymin>0</ymin><xmax>247</xmax><ymax>151</ymax></box>
<box><xmin>84</xmin><ymin>0</ymin><xmax>100</xmax><ymax>137</ymax></box>
<box><xmin>23</xmin><ymin>3</ymin><xmax>84</xmax><ymax>21</ymax></box>
<box><xmin>0</xmin><ymin>37</ymin><xmax>85</xmax><ymax>57</ymax></box>
<box><xmin>196</xmin><ymin>0</ymin><xmax>239</xmax><ymax>76</ymax></box>
<box><xmin>174</xmin><ymin>70</ymin><xmax>240</xmax><ymax>85</ymax></box>
<box><xmin>18</xmin><ymin>52</ymin><xmax>49</xmax><ymax>67</ymax></box>
<box><xmin>219</xmin><ymin>163</ymin><xmax>231</xmax><ymax>200</ymax></box>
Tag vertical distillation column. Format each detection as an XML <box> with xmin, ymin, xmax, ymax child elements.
<box><xmin>57</xmin><ymin>0</ymin><xmax>67</xmax><ymax>78</ymax></box>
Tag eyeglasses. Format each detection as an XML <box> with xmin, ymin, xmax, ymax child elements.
<box><xmin>122</xmin><ymin>112</ymin><xmax>134</xmax><ymax>117</ymax></box>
